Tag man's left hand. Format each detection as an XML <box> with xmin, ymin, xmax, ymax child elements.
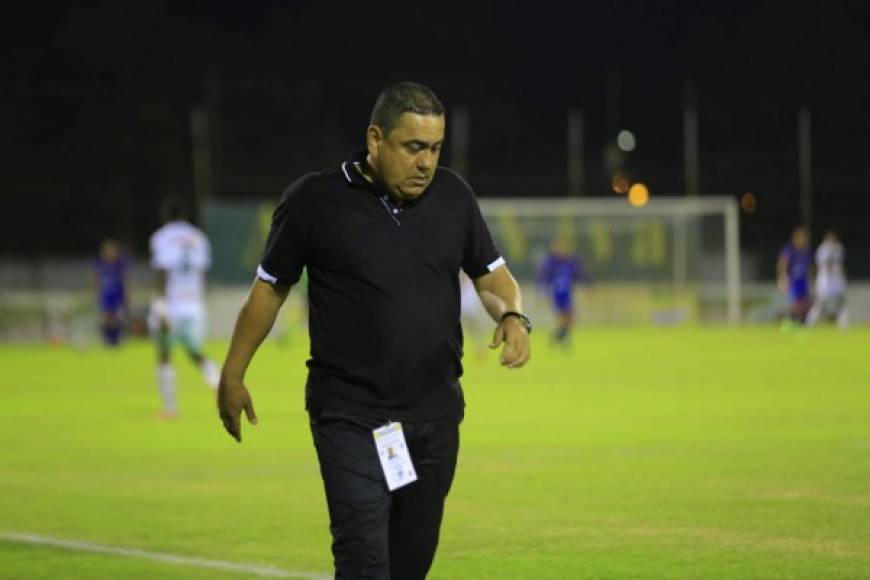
<box><xmin>489</xmin><ymin>318</ymin><xmax>531</xmax><ymax>368</ymax></box>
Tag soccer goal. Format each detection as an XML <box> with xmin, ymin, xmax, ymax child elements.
<box><xmin>478</xmin><ymin>197</ymin><xmax>741</xmax><ymax>326</ymax></box>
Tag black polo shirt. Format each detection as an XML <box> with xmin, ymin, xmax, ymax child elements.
<box><xmin>257</xmin><ymin>151</ymin><xmax>504</xmax><ymax>420</ymax></box>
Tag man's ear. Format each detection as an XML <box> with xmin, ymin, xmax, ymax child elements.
<box><xmin>366</xmin><ymin>124</ymin><xmax>383</xmax><ymax>160</ymax></box>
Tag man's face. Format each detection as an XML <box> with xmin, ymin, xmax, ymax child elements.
<box><xmin>101</xmin><ymin>240</ymin><xmax>120</xmax><ymax>262</ymax></box>
<box><xmin>368</xmin><ymin>112</ymin><xmax>445</xmax><ymax>201</ymax></box>
<box><xmin>793</xmin><ymin>229</ymin><xmax>809</xmax><ymax>248</ymax></box>
<box><xmin>552</xmin><ymin>238</ymin><xmax>571</xmax><ymax>256</ymax></box>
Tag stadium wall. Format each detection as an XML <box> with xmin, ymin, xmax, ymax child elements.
<box><xmin>1</xmin><ymin>259</ymin><xmax>869</xmax><ymax>342</ymax></box>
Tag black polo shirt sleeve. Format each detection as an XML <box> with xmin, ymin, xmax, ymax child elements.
<box><xmin>461</xmin><ymin>181</ymin><xmax>504</xmax><ymax>279</ymax></box>
<box><xmin>257</xmin><ymin>178</ymin><xmax>310</xmax><ymax>286</ymax></box>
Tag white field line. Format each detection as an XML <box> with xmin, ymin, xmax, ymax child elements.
<box><xmin>0</xmin><ymin>531</ymin><xmax>330</xmax><ymax>579</ymax></box>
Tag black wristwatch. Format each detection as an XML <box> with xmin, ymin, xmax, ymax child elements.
<box><xmin>501</xmin><ymin>311</ymin><xmax>532</xmax><ymax>334</ymax></box>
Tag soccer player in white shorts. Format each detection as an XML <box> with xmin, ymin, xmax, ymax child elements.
<box><xmin>148</xmin><ymin>198</ymin><xmax>220</xmax><ymax>418</ymax></box>
<box><xmin>807</xmin><ymin>230</ymin><xmax>848</xmax><ymax>329</ymax></box>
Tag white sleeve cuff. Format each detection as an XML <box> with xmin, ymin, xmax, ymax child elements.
<box><xmin>487</xmin><ymin>257</ymin><xmax>506</xmax><ymax>272</ymax></box>
<box><xmin>256</xmin><ymin>265</ymin><xmax>278</xmax><ymax>284</ymax></box>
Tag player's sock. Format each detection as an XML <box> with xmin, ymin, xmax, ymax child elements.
<box><xmin>201</xmin><ymin>359</ymin><xmax>219</xmax><ymax>391</ymax></box>
<box><xmin>106</xmin><ymin>324</ymin><xmax>122</xmax><ymax>346</ymax></box>
<box><xmin>837</xmin><ymin>308</ymin><xmax>849</xmax><ymax>330</ymax></box>
<box><xmin>805</xmin><ymin>304</ymin><xmax>821</xmax><ymax>327</ymax></box>
<box><xmin>100</xmin><ymin>325</ymin><xmax>112</xmax><ymax>345</ymax></box>
<box><xmin>101</xmin><ymin>324</ymin><xmax>119</xmax><ymax>346</ymax></box>
<box><xmin>157</xmin><ymin>363</ymin><xmax>178</xmax><ymax>414</ymax></box>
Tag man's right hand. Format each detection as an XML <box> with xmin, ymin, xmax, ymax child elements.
<box><xmin>217</xmin><ymin>375</ymin><xmax>258</xmax><ymax>443</ymax></box>
<box><xmin>216</xmin><ymin>279</ymin><xmax>288</xmax><ymax>443</ymax></box>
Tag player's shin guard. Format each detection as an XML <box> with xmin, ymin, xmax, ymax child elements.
<box><xmin>157</xmin><ymin>363</ymin><xmax>178</xmax><ymax>414</ymax></box>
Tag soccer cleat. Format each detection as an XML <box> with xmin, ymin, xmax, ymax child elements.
<box><xmin>156</xmin><ymin>410</ymin><xmax>179</xmax><ymax>421</ymax></box>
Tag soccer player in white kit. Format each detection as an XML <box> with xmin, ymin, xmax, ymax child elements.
<box><xmin>807</xmin><ymin>230</ymin><xmax>848</xmax><ymax>328</ymax></box>
<box><xmin>149</xmin><ymin>199</ymin><xmax>220</xmax><ymax>418</ymax></box>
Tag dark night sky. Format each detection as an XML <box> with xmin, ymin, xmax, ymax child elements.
<box><xmin>4</xmin><ymin>1</ymin><xmax>870</xmax><ymax>275</ymax></box>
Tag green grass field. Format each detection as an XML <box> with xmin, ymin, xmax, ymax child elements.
<box><xmin>2</xmin><ymin>327</ymin><xmax>869</xmax><ymax>579</ymax></box>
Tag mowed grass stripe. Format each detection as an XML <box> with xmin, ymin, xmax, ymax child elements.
<box><xmin>1</xmin><ymin>326</ymin><xmax>869</xmax><ymax>579</ymax></box>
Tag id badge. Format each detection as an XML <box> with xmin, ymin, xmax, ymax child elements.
<box><xmin>373</xmin><ymin>422</ymin><xmax>417</xmax><ymax>491</ymax></box>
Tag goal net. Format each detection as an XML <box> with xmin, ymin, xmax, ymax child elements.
<box><xmin>478</xmin><ymin>197</ymin><xmax>741</xmax><ymax>326</ymax></box>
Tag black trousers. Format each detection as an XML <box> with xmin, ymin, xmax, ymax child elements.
<box><xmin>309</xmin><ymin>411</ymin><xmax>461</xmax><ymax>580</ymax></box>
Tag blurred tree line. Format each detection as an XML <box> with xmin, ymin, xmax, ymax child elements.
<box><xmin>3</xmin><ymin>1</ymin><xmax>869</xmax><ymax>275</ymax></box>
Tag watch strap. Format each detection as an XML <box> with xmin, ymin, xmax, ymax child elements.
<box><xmin>500</xmin><ymin>311</ymin><xmax>532</xmax><ymax>334</ymax></box>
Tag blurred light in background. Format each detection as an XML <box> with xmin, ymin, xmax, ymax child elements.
<box><xmin>617</xmin><ymin>130</ymin><xmax>636</xmax><ymax>152</ymax></box>
<box><xmin>628</xmin><ymin>183</ymin><xmax>649</xmax><ymax>207</ymax></box>
<box><xmin>611</xmin><ymin>172</ymin><xmax>630</xmax><ymax>194</ymax></box>
<box><xmin>740</xmin><ymin>192</ymin><xmax>757</xmax><ymax>213</ymax></box>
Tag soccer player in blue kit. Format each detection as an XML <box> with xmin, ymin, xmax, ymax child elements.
<box><xmin>93</xmin><ymin>239</ymin><xmax>129</xmax><ymax>346</ymax></box>
<box><xmin>777</xmin><ymin>226</ymin><xmax>813</xmax><ymax>324</ymax></box>
<box><xmin>537</xmin><ymin>237</ymin><xmax>590</xmax><ymax>346</ymax></box>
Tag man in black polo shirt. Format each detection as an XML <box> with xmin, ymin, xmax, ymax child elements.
<box><xmin>218</xmin><ymin>82</ymin><xmax>531</xmax><ymax>579</ymax></box>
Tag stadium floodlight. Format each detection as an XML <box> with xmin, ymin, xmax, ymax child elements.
<box><xmin>617</xmin><ymin>130</ymin><xmax>636</xmax><ymax>152</ymax></box>
<box><xmin>628</xmin><ymin>183</ymin><xmax>650</xmax><ymax>207</ymax></box>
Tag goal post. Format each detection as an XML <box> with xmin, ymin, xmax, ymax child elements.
<box><xmin>478</xmin><ymin>196</ymin><xmax>741</xmax><ymax>325</ymax></box>
<box><xmin>202</xmin><ymin>195</ymin><xmax>741</xmax><ymax>329</ymax></box>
